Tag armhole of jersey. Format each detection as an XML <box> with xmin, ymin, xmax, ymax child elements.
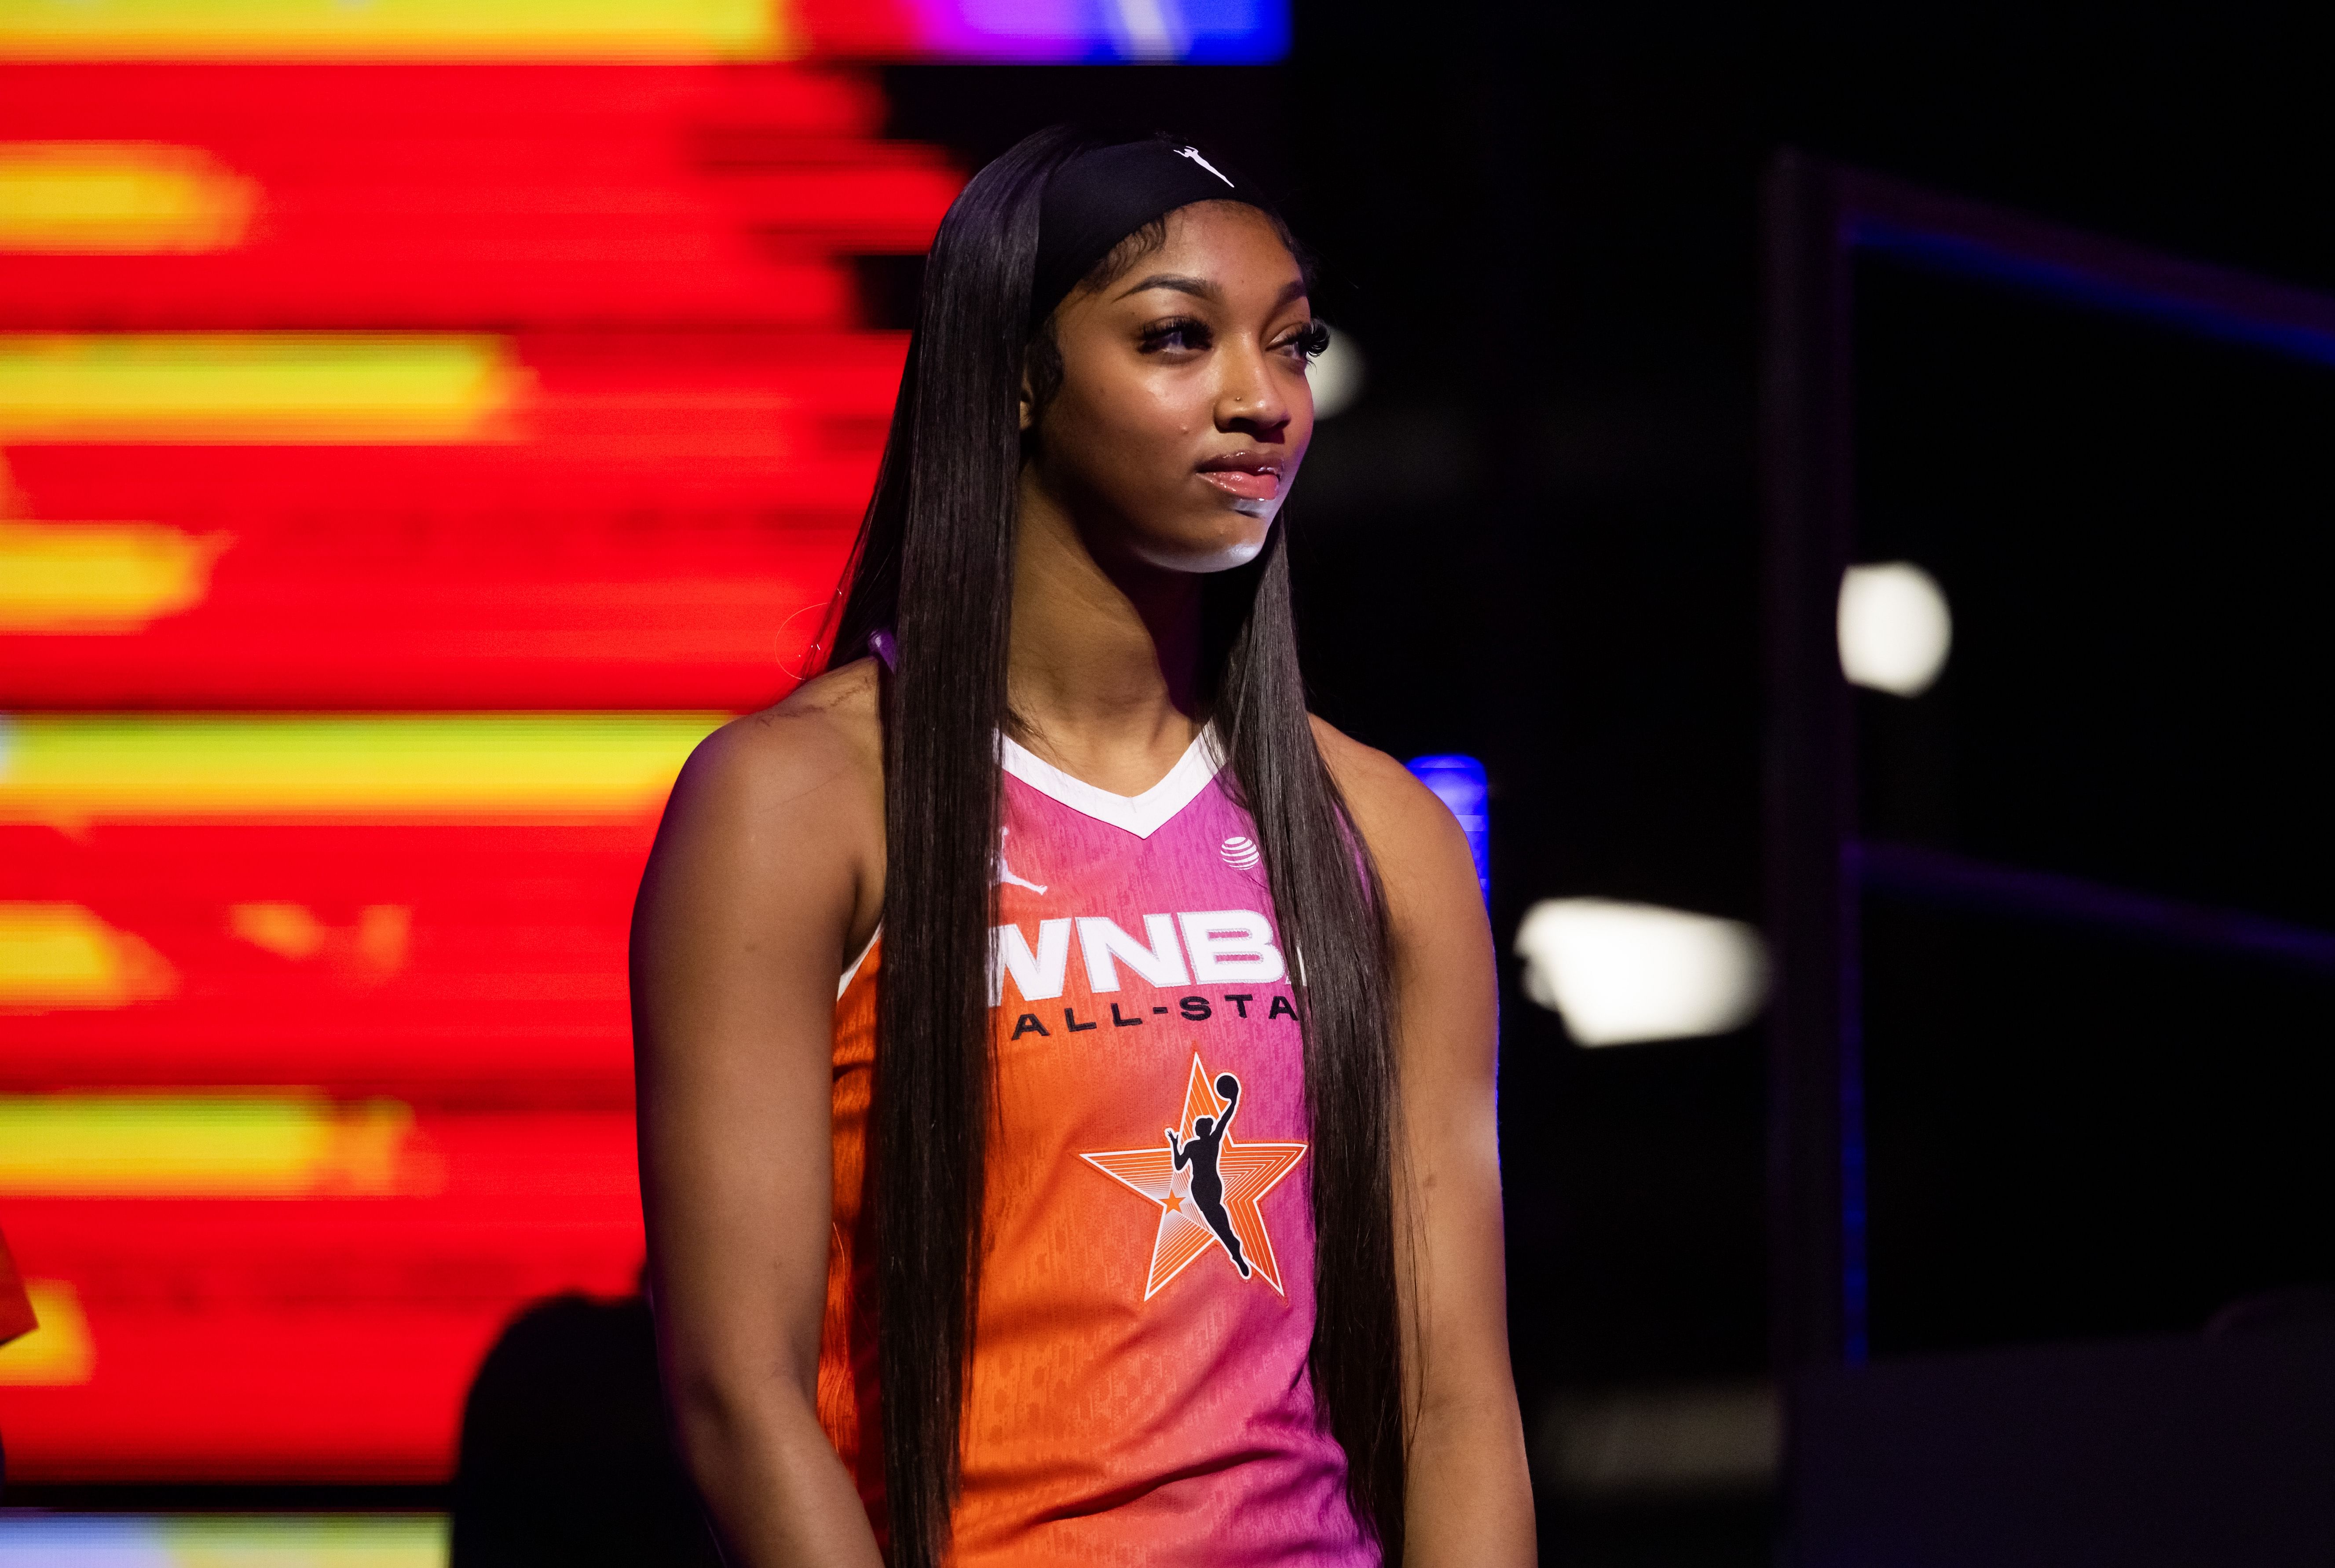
<box><xmin>838</xmin><ymin>925</ymin><xmax>880</xmax><ymax>1000</ymax></box>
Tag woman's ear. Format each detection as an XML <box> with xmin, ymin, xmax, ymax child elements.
<box><xmin>1020</xmin><ymin>321</ymin><xmax>1062</xmax><ymax>435</ymax></box>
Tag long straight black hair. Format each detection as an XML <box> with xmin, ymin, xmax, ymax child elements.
<box><xmin>824</xmin><ymin>127</ymin><xmax>1405</xmax><ymax>1566</ymax></box>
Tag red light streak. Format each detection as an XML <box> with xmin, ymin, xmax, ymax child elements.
<box><xmin>2</xmin><ymin>1111</ymin><xmax>643</xmax><ymax>1480</ymax></box>
<box><xmin>4</xmin><ymin>825</ymin><xmax>652</xmax><ymax>1099</ymax></box>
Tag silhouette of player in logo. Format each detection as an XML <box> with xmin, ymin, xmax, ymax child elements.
<box><xmin>1167</xmin><ymin>1072</ymin><xmax>1251</xmax><ymax>1278</ymax></box>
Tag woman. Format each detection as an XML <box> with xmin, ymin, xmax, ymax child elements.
<box><xmin>632</xmin><ymin>129</ymin><xmax>1532</xmax><ymax>1567</ymax></box>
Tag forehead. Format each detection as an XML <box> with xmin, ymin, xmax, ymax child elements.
<box><xmin>1127</xmin><ymin>201</ymin><xmax>1304</xmax><ymax>293</ymax></box>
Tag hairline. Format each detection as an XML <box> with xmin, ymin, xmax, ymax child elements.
<box><xmin>1068</xmin><ymin>199</ymin><xmax>1307</xmax><ymax>311</ymax></box>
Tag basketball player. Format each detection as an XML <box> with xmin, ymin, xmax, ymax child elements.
<box><xmin>633</xmin><ymin>131</ymin><xmax>1531</xmax><ymax>1567</ymax></box>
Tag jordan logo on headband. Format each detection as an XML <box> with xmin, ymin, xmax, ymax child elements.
<box><xmin>1173</xmin><ymin>146</ymin><xmax>1234</xmax><ymax>188</ymax></box>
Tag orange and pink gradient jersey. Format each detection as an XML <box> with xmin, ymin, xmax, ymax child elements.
<box><xmin>818</xmin><ymin>731</ymin><xmax>1373</xmax><ymax>1564</ymax></box>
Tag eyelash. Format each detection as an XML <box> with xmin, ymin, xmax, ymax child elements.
<box><xmin>1139</xmin><ymin>315</ymin><xmax>1213</xmax><ymax>353</ymax></box>
<box><xmin>1137</xmin><ymin>317</ymin><xmax>1332</xmax><ymax>359</ymax></box>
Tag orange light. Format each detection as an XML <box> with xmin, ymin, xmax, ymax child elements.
<box><xmin>229</xmin><ymin>902</ymin><xmax>413</xmax><ymax>983</ymax></box>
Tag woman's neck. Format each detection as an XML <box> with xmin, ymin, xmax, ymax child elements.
<box><xmin>1006</xmin><ymin>471</ymin><xmax>1205</xmax><ymax>796</ymax></box>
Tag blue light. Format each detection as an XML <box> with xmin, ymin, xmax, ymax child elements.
<box><xmin>1405</xmin><ymin>753</ymin><xmax>1489</xmax><ymax>902</ymax></box>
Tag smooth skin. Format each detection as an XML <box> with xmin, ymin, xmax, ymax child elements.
<box><xmin>633</xmin><ymin>200</ymin><xmax>1533</xmax><ymax>1566</ymax></box>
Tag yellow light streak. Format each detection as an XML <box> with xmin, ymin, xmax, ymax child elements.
<box><xmin>0</xmin><ymin>902</ymin><xmax>176</xmax><ymax>1011</ymax></box>
<box><xmin>0</xmin><ymin>141</ymin><xmax>257</xmax><ymax>252</ymax></box>
<box><xmin>0</xmin><ymin>0</ymin><xmax>792</xmax><ymax>59</ymax></box>
<box><xmin>0</xmin><ymin>712</ymin><xmax>721</xmax><ymax>826</ymax></box>
<box><xmin>0</xmin><ymin>520</ymin><xmax>227</xmax><ymax>632</ymax></box>
<box><xmin>165</xmin><ymin>1515</ymin><xmax>450</xmax><ymax>1567</ymax></box>
<box><xmin>0</xmin><ymin>1093</ymin><xmax>436</xmax><ymax>1197</ymax></box>
<box><xmin>0</xmin><ymin>333</ymin><xmax>529</xmax><ymax>443</ymax></box>
<box><xmin>0</xmin><ymin>1280</ymin><xmax>92</xmax><ymax>1385</ymax></box>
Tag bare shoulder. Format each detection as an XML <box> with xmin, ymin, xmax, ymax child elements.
<box><xmin>669</xmin><ymin>659</ymin><xmax>881</xmax><ymax>828</ymax></box>
<box><xmin>1307</xmin><ymin>715</ymin><xmax>1478</xmax><ymax>917</ymax></box>
<box><xmin>646</xmin><ymin>658</ymin><xmax>885</xmax><ymax>942</ymax></box>
<box><xmin>1308</xmin><ymin>714</ymin><xmax>1464</xmax><ymax>859</ymax></box>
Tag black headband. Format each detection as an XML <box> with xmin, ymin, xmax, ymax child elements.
<box><xmin>1028</xmin><ymin>138</ymin><xmax>1267</xmax><ymax>330</ymax></box>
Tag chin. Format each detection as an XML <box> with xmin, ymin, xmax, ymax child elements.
<box><xmin>1127</xmin><ymin>505</ymin><xmax>1277</xmax><ymax>574</ymax></box>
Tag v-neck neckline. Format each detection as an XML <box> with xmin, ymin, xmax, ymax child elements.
<box><xmin>998</xmin><ymin>729</ymin><xmax>1225</xmax><ymax>839</ymax></box>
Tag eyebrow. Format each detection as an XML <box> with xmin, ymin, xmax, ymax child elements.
<box><xmin>1113</xmin><ymin>273</ymin><xmax>1311</xmax><ymax>310</ymax></box>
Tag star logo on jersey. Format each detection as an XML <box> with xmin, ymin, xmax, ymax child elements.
<box><xmin>1079</xmin><ymin>1053</ymin><xmax>1307</xmax><ymax>1300</ymax></box>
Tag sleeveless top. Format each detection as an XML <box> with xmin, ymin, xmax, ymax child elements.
<box><xmin>818</xmin><ymin>731</ymin><xmax>1373</xmax><ymax>1565</ymax></box>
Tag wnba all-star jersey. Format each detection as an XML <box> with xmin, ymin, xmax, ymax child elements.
<box><xmin>818</xmin><ymin>731</ymin><xmax>1372</xmax><ymax>1566</ymax></box>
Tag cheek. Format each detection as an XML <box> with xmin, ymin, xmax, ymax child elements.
<box><xmin>1281</xmin><ymin>366</ymin><xmax>1316</xmax><ymax>446</ymax></box>
<box><xmin>1128</xmin><ymin>373</ymin><xmax>1204</xmax><ymax>443</ymax></box>
<box><xmin>1084</xmin><ymin>379</ymin><xmax>1204</xmax><ymax>488</ymax></box>
<box><xmin>1040</xmin><ymin>349</ymin><xmax>1212</xmax><ymax>504</ymax></box>
<box><xmin>1044</xmin><ymin>384</ymin><xmax>1130</xmax><ymax>484</ymax></box>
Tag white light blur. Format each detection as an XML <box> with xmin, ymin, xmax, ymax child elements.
<box><xmin>1107</xmin><ymin>0</ymin><xmax>1185</xmax><ymax>59</ymax></box>
<box><xmin>1514</xmin><ymin>898</ymin><xmax>1769</xmax><ymax>1047</ymax></box>
<box><xmin>1837</xmin><ymin>561</ymin><xmax>1952</xmax><ymax>696</ymax></box>
<box><xmin>1308</xmin><ymin>324</ymin><xmax>1365</xmax><ymax>420</ymax></box>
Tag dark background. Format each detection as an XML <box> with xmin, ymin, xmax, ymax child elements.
<box><xmin>1852</xmin><ymin>260</ymin><xmax>2335</xmax><ymax>1364</ymax></box>
<box><xmin>883</xmin><ymin>7</ymin><xmax>2335</xmax><ymax>1562</ymax></box>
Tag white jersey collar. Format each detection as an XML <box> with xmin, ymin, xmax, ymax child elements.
<box><xmin>998</xmin><ymin>728</ymin><xmax>1226</xmax><ymax>839</ymax></box>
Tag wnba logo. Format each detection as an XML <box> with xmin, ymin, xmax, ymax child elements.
<box><xmin>989</xmin><ymin>910</ymin><xmax>1286</xmax><ymax>1004</ymax></box>
<box><xmin>1219</xmin><ymin>836</ymin><xmax>1261</xmax><ymax>870</ymax></box>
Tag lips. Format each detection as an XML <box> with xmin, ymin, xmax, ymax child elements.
<box><xmin>1197</xmin><ymin>452</ymin><xmax>1281</xmax><ymax>501</ymax></box>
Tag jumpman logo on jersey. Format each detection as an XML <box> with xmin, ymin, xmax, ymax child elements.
<box><xmin>1079</xmin><ymin>1054</ymin><xmax>1307</xmax><ymax>1300</ymax></box>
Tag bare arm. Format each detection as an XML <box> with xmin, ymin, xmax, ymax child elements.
<box><xmin>631</xmin><ymin>665</ymin><xmax>887</xmax><ymax>1568</ymax></box>
<box><xmin>1318</xmin><ymin>720</ymin><xmax>1535</xmax><ymax>1568</ymax></box>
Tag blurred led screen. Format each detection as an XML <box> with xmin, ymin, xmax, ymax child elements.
<box><xmin>0</xmin><ymin>0</ymin><xmax>1292</xmax><ymax>1478</ymax></box>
